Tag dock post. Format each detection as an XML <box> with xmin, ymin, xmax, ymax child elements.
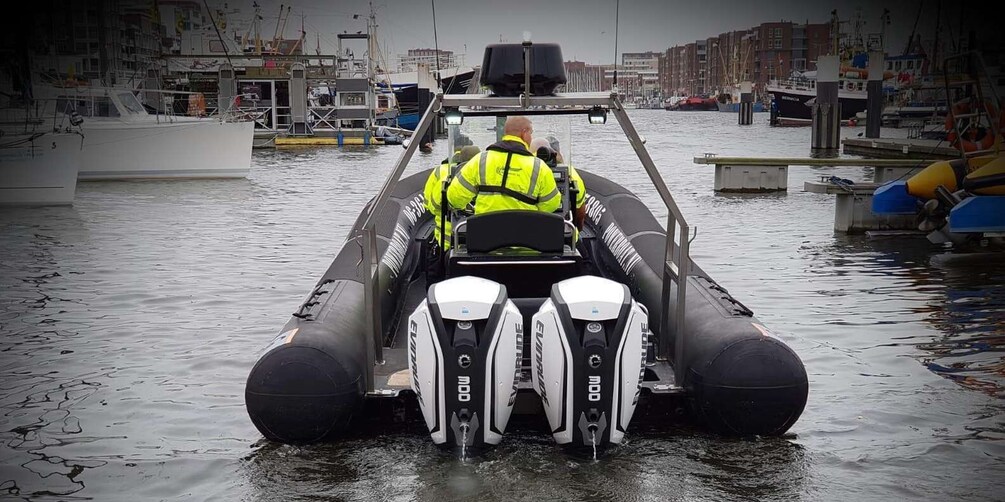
<box><xmin>866</xmin><ymin>51</ymin><xmax>884</xmax><ymax>138</ymax></box>
<box><xmin>416</xmin><ymin>63</ymin><xmax>437</xmax><ymax>147</ymax></box>
<box><xmin>811</xmin><ymin>55</ymin><xmax>840</xmax><ymax>151</ymax></box>
<box><xmin>738</xmin><ymin>81</ymin><xmax>753</xmax><ymax>125</ymax></box>
<box><xmin>217</xmin><ymin>63</ymin><xmax>236</xmax><ymax>118</ymax></box>
<box><xmin>288</xmin><ymin>63</ymin><xmax>312</xmax><ymax>136</ymax></box>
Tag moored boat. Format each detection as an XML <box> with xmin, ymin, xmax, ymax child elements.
<box><xmin>767</xmin><ymin>72</ymin><xmax>868</xmax><ymax>125</ymax></box>
<box><xmin>0</xmin><ymin>132</ymin><xmax>82</xmax><ymax>206</ymax></box>
<box><xmin>28</xmin><ymin>86</ymin><xmax>254</xmax><ymax>180</ymax></box>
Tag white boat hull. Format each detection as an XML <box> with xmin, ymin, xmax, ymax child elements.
<box><xmin>77</xmin><ymin>119</ymin><xmax>254</xmax><ymax>180</ymax></box>
<box><xmin>0</xmin><ymin>133</ymin><xmax>82</xmax><ymax>206</ymax></box>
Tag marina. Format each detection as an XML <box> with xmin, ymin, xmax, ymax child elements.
<box><xmin>1</xmin><ymin>1</ymin><xmax>1003</xmax><ymax>501</ymax></box>
<box><xmin>2</xmin><ymin>108</ymin><xmax>1002</xmax><ymax>501</ymax></box>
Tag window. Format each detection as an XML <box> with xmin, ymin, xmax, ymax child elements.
<box><xmin>907</xmin><ymin>60</ymin><xmax>914</xmax><ymax>70</ymax></box>
<box><xmin>92</xmin><ymin>97</ymin><xmax>120</xmax><ymax>117</ymax></box>
<box><xmin>341</xmin><ymin>93</ymin><xmax>365</xmax><ymax>106</ymax></box>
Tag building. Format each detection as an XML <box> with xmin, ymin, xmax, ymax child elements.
<box><xmin>621</xmin><ymin>51</ymin><xmax>661</xmax><ymax>101</ymax></box>
<box><xmin>397</xmin><ymin>48</ymin><xmax>459</xmax><ymax>72</ymax></box>
<box><xmin>754</xmin><ymin>21</ymin><xmax>831</xmax><ymax>88</ymax></box>
<box><xmin>25</xmin><ymin>0</ymin><xmax>166</xmax><ymax>85</ymax></box>
<box><xmin>563</xmin><ymin>61</ymin><xmax>610</xmax><ymax>92</ymax></box>
<box><xmin>659</xmin><ymin>20</ymin><xmax>831</xmax><ymax>98</ymax></box>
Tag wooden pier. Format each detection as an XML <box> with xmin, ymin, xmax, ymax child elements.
<box><xmin>841</xmin><ymin>138</ymin><xmax>960</xmax><ymax>159</ymax></box>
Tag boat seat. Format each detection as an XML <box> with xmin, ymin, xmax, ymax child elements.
<box><xmin>463</xmin><ymin>210</ymin><xmax>566</xmax><ymax>253</ymax></box>
<box><xmin>447</xmin><ymin>211</ymin><xmax>583</xmax><ymax>297</ymax></box>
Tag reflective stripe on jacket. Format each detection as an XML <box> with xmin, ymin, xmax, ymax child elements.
<box><xmin>423</xmin><ymin>161</ymin><xmax>455</xmax><ymax>249</ymax></box>
<box><xmin>568</xmin><ymin>165</ymin><xmax>586</xmax><ymax>209</ymax></box>
<box><xmin>447</xmin><ymin>135</ymin><xmax>561</xmax><ymax>214</ymax></box>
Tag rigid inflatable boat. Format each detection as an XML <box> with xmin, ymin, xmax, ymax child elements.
<box><xmin>246</xmin><ymin>43</ymin><xmax>808</xmax><ymax>450</ymax></box>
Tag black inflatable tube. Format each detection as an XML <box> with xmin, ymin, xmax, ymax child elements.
<box><xmin>579</xmin><ymin>171</ymin><xmax>807</xmax><ymax>435</ymax></box>
<box><xmin>246</xmin><ymin>170</ymin><xmax>808</xmax><ymax>442</ymax></box>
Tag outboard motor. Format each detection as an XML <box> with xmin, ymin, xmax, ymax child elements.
<box><xmin>407</xmin><ymin>276</ymin><xmax>523</xmax><ymax>451</ymax></box>
<box><xmin>532</xmin><ymin>276</ymin><xmax>648</xmax><ymax>449</ymax></box>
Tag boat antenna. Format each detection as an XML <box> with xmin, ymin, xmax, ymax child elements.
<box><xmin>203</xmin><ymin>0</ymin><xmax>234</xmax><ymax>68</ymax></box>
<box><xmin>431</xmin><ymin>0</ymin><xmax>442</xmax><ymax>91</ymax></box>
<box><xmin>612</xmin><ymin>0</ymin><xmax>620</xmax><ymax>89</ymax></box>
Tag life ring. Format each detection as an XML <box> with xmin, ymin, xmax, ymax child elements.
<box><xmin>945</xmin><ymin>99</ymin><xmax>1000</xmax><ymax>152</ymax></box>
<box><xmin>845</xmin><ymin>81</ymin><xmax>854</xmax><ymax>92</ymax></box>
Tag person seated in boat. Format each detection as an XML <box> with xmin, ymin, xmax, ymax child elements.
<box><xmin>423</xmin><ymin>145</ymin><xmax>481</xmax><ymax>250</ymax></box>
<box><xmin>529</xmin><ymin>137</ymin><xmax>587</xmax><ymax>230</ymax></box>
<box><xmin>446</xmin><ymin>117</ymin><xmax>562</xmax><ymax>221</ymax></box>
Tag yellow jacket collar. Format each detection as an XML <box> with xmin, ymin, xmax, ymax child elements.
<box><xmin>501</xmin><ymin>135</ymin><xmax>530</xmax><ymax>149</ymax></box>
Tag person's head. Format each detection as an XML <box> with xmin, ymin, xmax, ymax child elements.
<box><xmin>529</xmin><ymin>138</ymin><xmax>556</xmax><ymax>166</ymax></box>
<box><xmin>451</xmin><ymin>145</ymin><xmax>480</xmax><ymax>164</ymax></box>
<box><xmin>504</xmin><ymin>116</ymin><xmax>534</xmax><ymax>145</ymax></box>
<box><xmin>545</xmin><ymin>135</ymin><xmax>565</xmax><ymax>164</ymax></box>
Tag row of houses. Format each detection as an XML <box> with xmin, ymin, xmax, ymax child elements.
<box><xmin>561</xmin><ymin>20</ymin><xmax>836</xmax><ymax>101</ymax></box>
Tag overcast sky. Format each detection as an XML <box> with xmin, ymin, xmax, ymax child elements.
<box><xmin>221</xmin><ymin>0</ymin><xmax>971</xmax><ymax>64</ymax></box>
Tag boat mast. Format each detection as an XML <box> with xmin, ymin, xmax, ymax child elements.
<box><xmin>932</xmin><ymin>0</ymin><xmax>942</xmax><ymax>73</ymax></box>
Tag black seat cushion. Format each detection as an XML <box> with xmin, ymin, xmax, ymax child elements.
<box><xmin>465</xmin><ymin>210</ymin><xmax>565</xmax><ymax>253</ymax></box>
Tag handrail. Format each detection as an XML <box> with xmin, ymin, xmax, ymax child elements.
<box><xmin>608</xmin><ymin>97</ymin><xmax>691</xmax><ymax>383</ymax></box>
<box><xmin>355</xmin><ymin>92</ymin><xmax>441</xmax><ymax>393</ymax></box>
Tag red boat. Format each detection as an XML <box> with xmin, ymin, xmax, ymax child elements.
<box><xmin>667</xmin><ymin>96</ymin><xmax>719</xmax><ymax>111</ymax></box>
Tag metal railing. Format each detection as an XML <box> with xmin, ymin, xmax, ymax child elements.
<box><xmin>353</xmin><ymin>90</ymin><xmax>692</xmax><ymax>392</ymax></box>
<box><xmin>942</xmin><ymin>51</ymin><xmax>1002</xmax><ymax>160</ymax></box>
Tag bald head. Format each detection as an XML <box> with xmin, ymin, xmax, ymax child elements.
<box><xmin>504</xmin><ymin>116</ymin><xmax>534</xmax><ymax>145</ymax></box>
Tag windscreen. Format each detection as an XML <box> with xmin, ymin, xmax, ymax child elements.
<box><xmin>445</xmin><ymin>115</ymin><xmax>571</xmax><ymax>167</ymax></box>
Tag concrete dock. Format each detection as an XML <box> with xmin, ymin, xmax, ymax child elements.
<box><xmin>694</xmin><ymin>155</ymin><xmax>941</xmax><ymax>193</ymax></box>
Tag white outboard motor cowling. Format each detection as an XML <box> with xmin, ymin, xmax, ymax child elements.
<box><xmin>532</xmin><ymin>276</ymin><xmax>649</xmax><ymax>447</ymax></box>
<box><xmin>408</xmin><ymin>276</ymin><xmax>523</xmax><ymax>448</ymax></box>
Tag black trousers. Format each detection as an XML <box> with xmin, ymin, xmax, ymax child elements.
<box><xmin>424</xmin><ymin>238</ymin><xmax>447</xmax><ymax>285</ymax></box>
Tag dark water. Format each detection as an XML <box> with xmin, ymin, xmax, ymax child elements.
<box><xmin>1</xmin><ymin>111</ymin><xmax>1003</xmax><ymax>501</ymax></box>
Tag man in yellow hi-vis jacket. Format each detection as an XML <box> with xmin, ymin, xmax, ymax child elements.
<box><xmin>423</xmin><ymin>145</ymin><xmax>480</xmax><ymax>250</ymax></box>
<box><xmin>446</xmin><ymin>116</ymin><xmax>561</xmax><ymax>216</ymax></box>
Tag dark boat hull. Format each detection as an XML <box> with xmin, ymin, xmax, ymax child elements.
<box><xmin>245</xmin><ymin>170</ymin><xmax>808</xmax><ymax>443</ymax></box>
<box><xmin>770</xmin><ymin>87</ymin><xmax>867</xmax><ymax>125</ymax></box>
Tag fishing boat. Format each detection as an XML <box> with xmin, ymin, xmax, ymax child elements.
<box><xmin>245</xmin><ymin>43</ymin><xmax>808</xmax><ymax>451</ymax></box>
<box><xmin>377</xmin><ymin>67</ymin><xmax>476</xmax><ymax>130</ymax></box>
<box><xmin>715</xmin><ymin>87</ymin><xmax>766</xmax><ymax>113</ymax></box>
<box><xmin>28</xmin><ymin>86</ymin><xmax>254</xmax><ymax>180</ymax></box>
<box><xmin>767</xmin><ymin>71</ymin><xmax>868</xmax><ymax>125</ymax></box>
<box><xmin>0</xmin><ymin>132</ymin><xmax>82</xmax><ymax>206</ymax></box>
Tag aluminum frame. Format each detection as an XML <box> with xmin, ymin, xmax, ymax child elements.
<box><xmin>355</xmin><ymin>90</ymin><xmax>692</xmax><ymax>392</ymax></box>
